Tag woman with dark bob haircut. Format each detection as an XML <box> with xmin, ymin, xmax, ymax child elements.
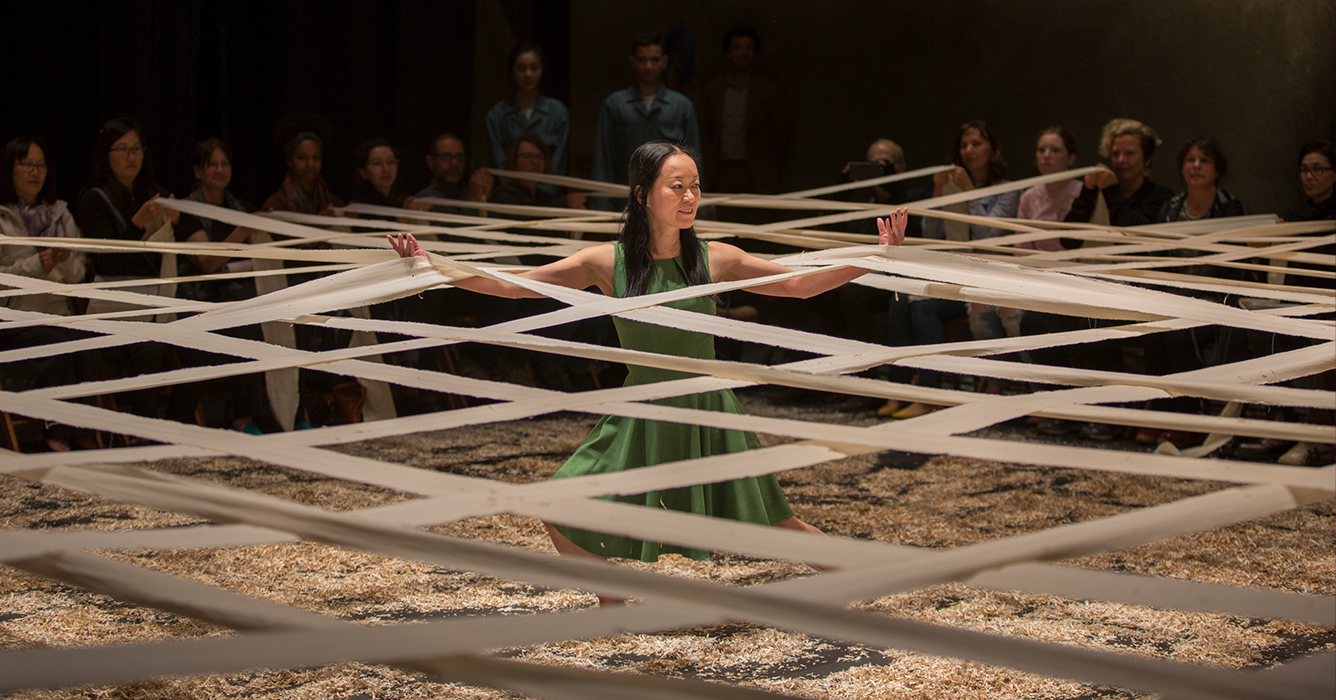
<box><xmin>1157</xmin><ymin>136</ymin><xmax>1244</xmax><ymax>222</ymax></box>
<box><xmin>391</xmin><ymin>140</ymin><xmax>908</xmax><ymax>603</ymax></box>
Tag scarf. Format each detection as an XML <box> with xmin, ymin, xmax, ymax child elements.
<box><xmin>13</xmin><ymin>201</ymin><xmax>55</xmax><ymax>237</ymax></box>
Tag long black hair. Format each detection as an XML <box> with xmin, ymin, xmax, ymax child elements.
<box><xmin>619</xmin><ymin>140</ymin><xmax>711</xmax><ymax>298</ymax></box>
<box><xmin>87</xmin><ymin>117</ymin><xmax>161</xmax><ymax>219</ymax></box>
<box><xmin>1</xmin><ymin>136</ymin><xmax>58</xmax><ymax>205</ymax></box>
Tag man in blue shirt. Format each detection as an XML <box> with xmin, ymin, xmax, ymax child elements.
<box><xmin>591</xmin><ymin>34</ymin><xmax>702</xmax><ymax>191</ymax></box>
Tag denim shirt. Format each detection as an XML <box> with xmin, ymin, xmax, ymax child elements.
<box><xmin>591</xmin><ymin>84</ymin><xmax>702</xmax><ymax>185</ymax></box>
<box><xmin>485</xmin><ymin>93</ymin><xmax>571</xmax><ymax>176</ymax></box>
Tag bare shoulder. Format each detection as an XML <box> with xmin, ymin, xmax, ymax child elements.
<box><xmin>706</xmin><ymin>240</ymin><xmax>746</xmax><ymax>262</ymax></box>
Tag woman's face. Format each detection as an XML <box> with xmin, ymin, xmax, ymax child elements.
<box><xmin>1035</xmin><ymin>133</ymin><xmax>1074</xmax><ymax>176</ymax></box>
<box><xmin>288</xmin><ymin>139</ymin><xmax>322</xmax><ymax>186</ymax></box>
<box><xmin>195</xmin><ymin>147</ymin><xmax>232</xmax><ymax>192</ymax></box>
<box><xmin>1108</xmin><ymin>134</ymin><xmax>1147</xmax><ymax>185</ymax></box>
<box><xmin>512</xmin><ymin>51</ymin><xmax>542</xmax><ymax>93</ymax></box>
<box><xmin>643</xmin><ymin>152</ymin><xmax>699</xmax><ymax>232</ymax></box>
<box><xmin>108</xmin><ymin>130</ymin><xmax>144</xmax><ymax>187</ymax></box>
<box><xmin>515</xmin><ymin>141</ymin><xmax>546</xmax><ymax>174</ymax></box>
<box><xmin>359</xmin><ymin>145</ymin><xmax>399</xmax><ymax>193</ymax></box>
<box><xmin>1300</xmin><ymin>152</ymin><xmax>1334</xmax><ymax>202</ymax></box>
<box><xmin>13</xmin><ymin>143</ymin><xmax>47</xmax><ymax>205</ymax></box>
<box><xmin>959</xmin><ymin>128</ymin><xmax>993</xmax><ymax>178</ymax></box>
<box><xmin>1180</xmin><ymin>145</ymin><xmax>1219</xmax><ymax>189</ymax></box>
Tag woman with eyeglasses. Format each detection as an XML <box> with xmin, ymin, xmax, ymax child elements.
<box><xmin>0</xmin><ymin>136</ymin><xmax>99</xmax><ymax>450</ymax></box>
<box><xmin>485</xmin><ymin>42</ymin><xmax>570</xmax><ymax>179</ymax></box>
<box><xmin>262</xmin><ymin>131</ymin><xmax>344</xmax><ymax>214</ymax></box>
<box><xmin>1284</xmin><ymin>140</ymin><xmax>1334</xmax><ymax>222</ymax></box>
<box><xmin>489</xmin><ymin>134</ymin><xmax>567</xmax><ymax>208</ymax></box>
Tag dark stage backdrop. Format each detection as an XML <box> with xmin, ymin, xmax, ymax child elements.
<box><xmin>1</xmin><ymin>0</ymin><xmax>480</xmax><ymax>208</ymax></box>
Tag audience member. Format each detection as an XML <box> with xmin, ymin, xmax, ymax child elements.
<box><xmin>262</xmin><ymin>131</ymin><xmax>343</xmax><ymax>214</ymax></box>
<box><xmin>591</xmin><ymin>34</ymin><xmax>702</xmax><ymax>193</ymax></box>
<box><xmin>1283</xmin><ymin>140</ymin><xmax>1334</xmax><ymax>222</ymax></box>
<box><xmin>350</xmin><ymin>138</ymin><xmax>407</xmax><ymax>208</ymax></box>
<box><xmin>485</xmin><ymin>43</ymin><xmax>570</xmax><ymax>178</ymax></box>
<box><xmin>0</xmin><ymin>136</ymin><xmax>97</xmax><ymax>450</ymax></box>
<box><xmin>412</xmin><ymin>133</ymin><xmax>492</xmax><ymax>214</ymax></box>
<box><xmin>489</xmin><ymin>135</ymin><xmax>565</xmax><ymax>208</ymax></box>
<box><xmin>699</xmin><ymin>27</ymin><xmax>790</xmax><ymax>194</ymax></box>
<box><xmin>891</xmin><ymin>120</ymin><xmax>1019</xmax><ymax>418</ymax></box>
<box><xmin>1064</xmin><ymin>118</ymin><xmax>1172</xmax><ymax>228</ymax></box>
<box><xmin>1158</xmin><ymin>137</ymin><xmax>1244</xmax><ymax>222</ymax></box>
<box><xmin>173</xmin><ymin>138</ymin><xmax>266</xmax><ymax>434</ymax></box>
<box><xmin>1017</xmin><ymin>127</ymin><xmax>1083</xmax><ymax>249</ymax></box>
<box><xmin>76</xmin><ymin>118</ymin><xmax>183</xmax><ymax>424</ymax></box>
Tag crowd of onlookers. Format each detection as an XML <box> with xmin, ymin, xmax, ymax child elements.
<box><xmin>0</xmin><ymin>28</ymin><xmax>1331</xmax><ymax>462</ymax></box>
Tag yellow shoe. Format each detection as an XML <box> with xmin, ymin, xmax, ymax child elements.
<box><xmin>877</xmin><ymin>400</ymin><xmax>904</xmax><ymax>417</ymax></box>
<box><xmin>891</xmin><ymin>402</ymin><xmax>936</xmax><ymax>419</ymax></box>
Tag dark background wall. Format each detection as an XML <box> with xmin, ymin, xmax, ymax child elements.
<box><xmin>2</xmin><ymin>0</ymin><xmax>1332</xmax><ymax>216</ymax></box>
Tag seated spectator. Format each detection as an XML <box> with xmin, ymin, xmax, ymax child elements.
<box><xmin>76</xmin><ymin>118</ymin><xmax>184</xmax><ymax>425</ymax></box>
<box><xmin>485</xmin><ymin>43</ymin><xmax>570</xmax><ymax>178</ymax></box>
<box><xmin>490</xmin><ymin>135</ymin><xmax>570</xmax><ymax>208</ymax></box>
<box><xmin>1158</xmin><ymin>137</ymin><xmax>1244</xmax><ymax>222</ymax></box>
<box><xmin>412</xmin><ymin>133</ymin><xmax>492</xmax><ymax>214</ymax></box>
<box><xmin>0</xmin><ymin>136</ymin><xmax>97</xmax><ymax>450</ymax></box>
<box><xmin>173</xmin><ymin>138</ymin><xmax>266</xmax><ymax>434</ymax></box>
<box><xmin>1018</xmin><ymin>127</ymin><xmax>1083</xmax><ymax>249</ymax></box>
<box><xmin>350</xmin><ymin>138</ymin><xmax>407</xmax><ymax>208</ymax></box>
<box><xmin>1283</xmin><ymin>140</ymin><xmax>1334</xmax><ymax>222</ymax></box>
<box><xmin>1064</xmin><ymin>118</ymin><xmax>1173</xmax><ymax>228</ymax></box>
<box><xmin>844</xmin><ymin>138</ymin><xmax>928</xmax><ymax>238</ymax></box>
<box><xmin>262</xmin><ymin>131</ymin><xmax>343</xmax><ymax>214</ymax></box>
<box><xmin>890</xmin><ymin>121</ymin><xmax>1019</xmax><ymax>419</ymax></box>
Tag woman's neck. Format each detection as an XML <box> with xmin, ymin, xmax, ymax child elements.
<box><xmin>18</xmin><ymin>192</ymin><xmax>38</xmax><ymax>207</ymax></box>
<box><xmin>201</xmin><ymin>184</ymin><xmax>225</xmax><ymax>205</ymax></box>
<box><xmin>516</xmin><ymin>88</ymin><xmax>538</xmax><ymax>111</ymax></box>
<box><xmin>647</xmin><ymin>223</ymin><xmax>681</xmax><ymax>259</ymax></box>
<box><xmin>1184</xmin><ymin>184</ymin><xmax>1216</xmax><ymax>217</ymax></box>
<box><xmin>1313</xmin><ymin>187</ymin><xmax>1334</xmax><ymax>205</ymax></box>
<box><xmin>1043</xmin><ymin>178</ymin><xmax>1071</xmax><ymax>194</ymax></box>
<box><xmin>115</xmin><ymin>175</ymin><xmax>136</xmax><ymax>191</ymax></box>
<box><xmin>969</xmin><ymin>166</ymin><xmax>989</xmax><ymax>187</ymax></box>
<box><xmin>1120</xmin><ymin>173</ymin><xmax>1145</xmax><ymax>197</ymax></box>
<box><xmin>375</xmin><ymin>182</ymin><xmax>392</xmax><ymax>198</ymax></box>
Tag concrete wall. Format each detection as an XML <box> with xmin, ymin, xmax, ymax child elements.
<box><xmin>560</xmin><ymin>0</ymin><xmax>1333</xmax><ymax>216</ymax></box>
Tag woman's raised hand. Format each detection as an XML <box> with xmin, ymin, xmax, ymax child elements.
<box><xmin>388</xmin><ymin>232</ymin><xmax>427</xmax><ymax>258</ymax></box>
<box><xmin>877</xmin><ymin>207</ymin><xmax>909</xmax><ymax>246</ymax></box>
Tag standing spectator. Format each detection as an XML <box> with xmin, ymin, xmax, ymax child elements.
<box><xmin>1158</xmin><ymin>137</ymin><xmax>1244</xmax><ymax>222</ymax></box>
<box><xmin>485</xmin><ymin>43</ymin><xmax>570</xmax><ymax>178</ymax></box>
<box><xmin>1283</xmin><ymin>140</ymin><xmax>1333</xmax><ymax>222</ymax></box>
<box><xmin>350</xmin><ymin>138</ymin><xmax>407</xmax><ymax>208</ymax></box>
<box><xmin>1064</xmin><ymin>118</ymin><xmax>1172</xmax><ymax>228</ymax></box>
<box><xmin>174</xmin><ymin>138</ymin><xmax>266</xmax><ymax>434</ymax></box>
<box><xmin>892</xmin><ymin>121</ymin><xmax>1019</xmax><ymax>419</ymax></box>
<box><xmin>262</xmin><ymin>131</ymin><xmax>343</xmax><ymax>214</ymax></box>
<box><xmin>591</xmin><ymin>34</ymin><xmax>702</xmax><ymax>192</ymax></box>
<box><xmin>1017</xmin><ymin>127</ymin><xmax>1083</xmax><ymax>249</ymax></box>
<box><xmin>0</xmin><ymin>136</ymin><xmax>97</xmax><ymax>450</ymax></box>
<box><xmin>699</xmin><ymin>27</ymin><xmax>790</xmax><ymax>194</ymax></box>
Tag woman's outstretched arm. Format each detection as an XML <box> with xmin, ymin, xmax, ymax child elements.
<box><xmin>388</xmin><ymin>233</ymin><xmax>614</xmax><ymax>298</ymax></box>
<box><xmin>709</xmin><ymin>208</ymin><xmax>907</xmax><ymax>299</ymax></box>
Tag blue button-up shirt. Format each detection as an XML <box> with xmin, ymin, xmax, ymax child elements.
<box><xmin>591</xmin><ymin>84</ymin><xmax>702</xmax><ymax>185</ymax></box>
<box><xmin>485</xmin><ymin>93</ymin><xmax>571</xmax><ymax>176</ymax></box>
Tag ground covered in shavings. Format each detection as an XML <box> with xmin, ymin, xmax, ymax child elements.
<box><xmin>0</xmin><ymin>393</ymin><xmax>1331</xmax><ymax>700</ymax></box>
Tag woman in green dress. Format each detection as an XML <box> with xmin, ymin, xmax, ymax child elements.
<box><xmin>391</xmin><ymin>141</ymin><xmax>906</xmax><ymax>596</ymax></box>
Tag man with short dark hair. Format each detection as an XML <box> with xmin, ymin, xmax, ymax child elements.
<box><xmin>699</xmin><ymin>27</ymin><xmax>790</xmax><ymax>194</ymax></box>
<box><xmin>591</xmin><ymin>34</ymin><xmax>701</xmax><ymax>190</ymax></box>
<box><xmin>415</xmin><ymin>133</ymin><xmax>490</xmax><ymax>214</ymax></box>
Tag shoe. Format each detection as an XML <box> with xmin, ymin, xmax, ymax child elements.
<box><xmin>877</xmin><ymin>400</ymin><xmax>904</xmax><ymax>417</ymax></box>
<box><xmin>1158</xmin><ymin>430</ymin><xmax>1196</xmax><ymax>448</ymax></box>
<box><xmin>294</xmin><ymin>418</ymin><xmax>314</xmax><ymax>431</ymax></box>
<box><xmin>1036</xmin><ymin>418</ymin><xmax>1077</xmax><ymax>436</ymax></box>
<box><xmin>1234</xmin><ymin>438</ymin><xmax>1289</xmax><ymax>460</ymax></box>
<box><xmin>238</xmin><ymin>422</ymin><xmax>263</xmax><ymax>435</ymax></box>
<box><xmin>891</xmin><ymin>402</ymin><xmax>937</xmax><ymax>419</ymax></box>
<box><xmin>1278</xmin><ymin>442</ymin><xmax>1313</xmax><ymax>466</ymax></box>
<box><xmin>1135</xmin><ymin>428</ymin><xmax>1163</xmax><ymax>444</ymax></box>
<box><xmin>1080</xmin><ymin>423</ymin><xmax>1119</xmax><ymax>441</ymax></box>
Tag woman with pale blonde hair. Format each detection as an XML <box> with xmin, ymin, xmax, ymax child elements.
<box><xmin>1064</xmin><ymin>118</ymin><xmax>1173</xmax><ymax>227</ymax></box>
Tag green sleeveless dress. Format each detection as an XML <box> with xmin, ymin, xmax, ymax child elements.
<box><xmin>550</xmin><ymin>243</ymin><xmax>794</xmax><ymax>562</ymax></box>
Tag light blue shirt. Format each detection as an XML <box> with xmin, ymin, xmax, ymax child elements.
<box><xmin>485</xmin><ymin>93</ymin><xmax>570</xmax><ymax>176</ymax></box>
<box><xmin>591</xmin><ymin>84</ymin><xmax>701</xmax><ymax>185</ymax></box>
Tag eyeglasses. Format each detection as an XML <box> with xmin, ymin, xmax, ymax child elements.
<box><xmin>433</xmin><ymin>152</ymin><xmax>465</xmax><ymax>163</ymax></box>
<box><xmin>368</xmin><ymin>158</ymin><xmax>399</xmax><ymax>168</ymax></box>
<box><xmin>109</xmin><ymin>145</ymin><xmax>144</xmax><ymax>157</ymax></box>
<box><xmin>15</xmin><ymin>161</ymin><xmax>47</xmax><ymax>173</ymax></box>
<box><xmin>1299</xmin><ymin>166</ymin><xmax>1332</xmax><ymax>177</ymax></box>
<box><xmin>516</xmin><ymin>152</ymin><xmax>544</xmax><ymax>161</ymax></box>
